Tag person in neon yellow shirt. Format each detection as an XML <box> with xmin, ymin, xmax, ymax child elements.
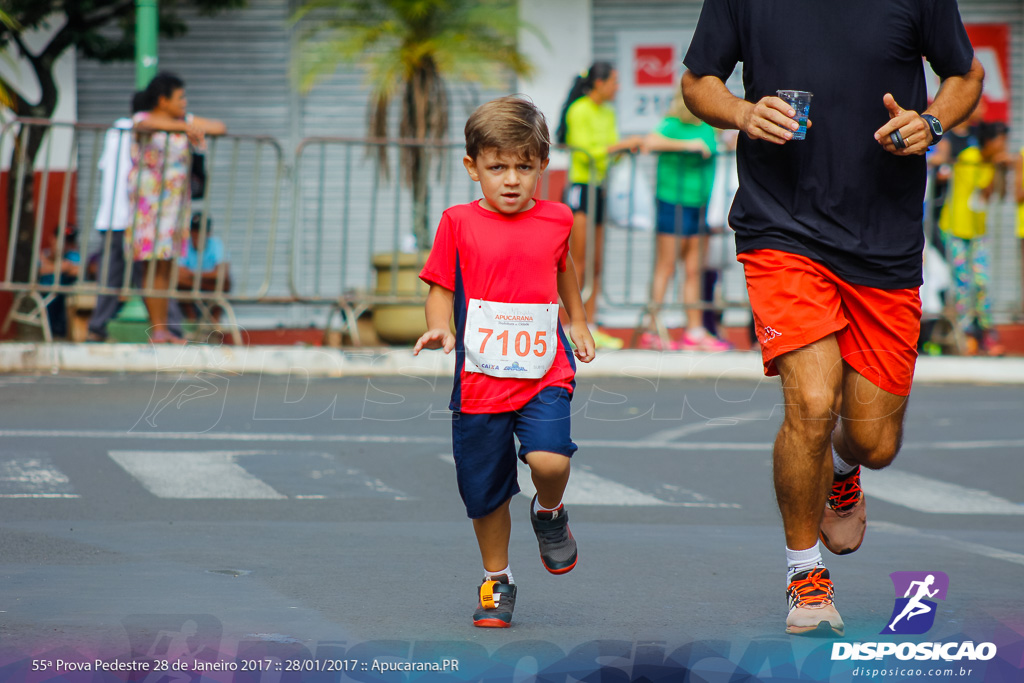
<box><xmin>555</xmin><ymin>62</ymin><xmax>643</xmax><ymax>349</ymax></box>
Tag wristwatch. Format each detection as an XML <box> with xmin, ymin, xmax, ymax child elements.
<box><xmin>921</xmin><ymin>114</ymin><xmax>943</xmax><ymax>146</ymax></box>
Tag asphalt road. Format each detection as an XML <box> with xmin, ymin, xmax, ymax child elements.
<box><xmin>0</xmin><ymin>372</ymin><xmax>1021</xmax><ymax>682</ymax></box>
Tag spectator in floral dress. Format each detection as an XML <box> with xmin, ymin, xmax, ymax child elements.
<box><xmin>128</xmin><ymin>72</ymin><xmax>225</xmax><ymax>343</ymax></box>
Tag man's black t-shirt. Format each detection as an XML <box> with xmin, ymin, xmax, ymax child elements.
<box><xmin>684</xmin><ymin>0</ymin><xmax>974</xmax><ymax>288</ymax></box>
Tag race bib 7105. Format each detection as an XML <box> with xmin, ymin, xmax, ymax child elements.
<box><xmin>464</xmin><ymin>299</ymin><xmax>559</xmax><ymax>379</ymax></box>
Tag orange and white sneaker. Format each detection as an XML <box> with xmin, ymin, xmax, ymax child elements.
<box><xmin>473</xmin><ymin>575</ymin><xmax>517</xmax><ymax>628</ymax></box>
<box><xmin>786</xmin><ymin>566</ymin><xmax>844</xmax><ymax>636</ymax></box>
<box><xmin>819</xmin><ymin>466</ymin><xmax>866</xmax><ymax>555</ymax></box>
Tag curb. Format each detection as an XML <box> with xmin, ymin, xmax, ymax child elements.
<box><xmin>2</xmin><ymin>343</ymin><xmax>1024</xmax><ymax>384</ymax></box>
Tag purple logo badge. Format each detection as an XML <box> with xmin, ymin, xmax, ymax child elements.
<box><xmin>881</xmin><ymin>571</ymin><xmax>949</xmax><ymax>635</ymax></box>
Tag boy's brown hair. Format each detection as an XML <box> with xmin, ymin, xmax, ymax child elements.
<box><xmin>464</xmin><ymin>95</ymin><xmax>550</xmax><ymax>161</ymax></box>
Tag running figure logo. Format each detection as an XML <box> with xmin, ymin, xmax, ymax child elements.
<box><xmin>881</xmin><ymin>571</ymin><xmax>949</xmax><ymax>635</ymax></box>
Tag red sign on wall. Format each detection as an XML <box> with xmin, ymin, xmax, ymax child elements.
<box><xmin>965</xmin><ymin>24</ymin><xmax>1010</xmax><ymax>123</ymax></box>
<box><xmin>634</xmin><ymin>46</ymin><xmax>676</xmax><ymax>85</ymax></box>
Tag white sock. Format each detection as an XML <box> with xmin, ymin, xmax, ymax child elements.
<box><xmin>484</xmin><ymin>565</ymin><xmax>513</xmax><ymax>584</ymax></box>
<box><xmin>786</xmin><ymin>544</ymin><xmax>823</xmax><ymax>582</ymax></box>
<box><xmin>832</xmin><ymin>446</ymin><xmax>857</xmax><ymax>477</ymax></box>
<box><xmin>532</xmin><ymin>497</ymin><xmax>563</xmax><ymax>515</ymax></box>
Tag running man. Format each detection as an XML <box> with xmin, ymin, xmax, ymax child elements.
<box><xmin>681</xmin><ymin>0</ymin><xmax>984</xmax><ymax>636</ymax></box>
<box><xmin>889</xmin><ymin>574</ymin><xmax>940</xmax><ymax>631</ymax></box>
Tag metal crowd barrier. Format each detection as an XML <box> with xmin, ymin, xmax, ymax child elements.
<box><xmin>2</xmin><ymin>116</ymin><xmax>1020</xmax><ymax>350</ymax></box>
<box><xmin>0</xmin><ymin>117</ymin><xmax>284</xmax><ymax>343</ymax></box>
<box><xmin>598</xmin><ymin>149</ymin><xmax>748</xmax><ymax>347</ymax></box>
<box><xmin>289</xmin><ymin>136</ymin><xmax>476</xmax><ymax>344</ymax></box>
<box><xmin>287</xmin><ymin>137</ymin><xmax>596</xmax><ymax>345</ymax></box>
<box><xmin>600</xmin><ymin>149</ymin><xmax>1023</xmax><ymax>350</ymax></box>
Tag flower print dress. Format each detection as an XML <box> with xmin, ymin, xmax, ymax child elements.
<box><xmin>126</xmin><ymin>111</ymin><xmax>192</xmax><ymax>261</ymax></box>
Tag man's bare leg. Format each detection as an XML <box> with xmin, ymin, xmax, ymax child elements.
<box><xmin>773</xmin><ymin>336</ymin><xmax>845</xmax><ymax>635</ymax></box>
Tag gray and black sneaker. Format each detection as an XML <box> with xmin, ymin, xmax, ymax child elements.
<box><xmin>473</xmin><ymin>574</ymin><xmax>517</xmax><ymax>628</ymax></box>
<box><xmin>529</xmin><ymin>495</ymin><xmax>578</xmax><ymax>574</ymax></box>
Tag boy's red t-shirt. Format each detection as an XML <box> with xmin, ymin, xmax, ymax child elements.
<box><xmin>419</xmin><ymin>199</ymin><xmax>577</xmax><ymax>414</ymax></box>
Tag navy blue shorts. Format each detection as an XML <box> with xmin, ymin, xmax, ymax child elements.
<box><xmin>564</xmin><ymin>183</ymin><xmax>605</xmax><ymax>225</ymax></box>
<box><xmin>451</xmin><ymin>386</ymin><xmax>577</xmax><ymax>519</ymax></box>
<box><xmin>656</xmin><ymin>200</ymin><xmax>707</xmax><ymax>237</ymax></box>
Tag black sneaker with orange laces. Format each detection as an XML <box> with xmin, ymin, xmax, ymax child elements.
<box><xmin>786</xmin><ymin>566</ymin><xmax>844</xmax><ymax>636</ymax></box>
<box><xmin>819</xmin><ymin>466</ymin><xmax>867</xmax><ymax>555</ymax></box>
<box><xmin>473</xmin><ymin>575</ymin><xmax>517</xmax><ymax>628</ymax></box>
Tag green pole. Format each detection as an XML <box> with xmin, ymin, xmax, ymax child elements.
<box><xmin>135</xmin><ymin>0</ymin><xmax>158</xmax><ymax>89</ymax></box>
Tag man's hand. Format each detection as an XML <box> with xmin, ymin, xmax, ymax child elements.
<box><xmin>413</xmin><ymin>328</ymin><xmax>455</xmax><ymax>355</ymax></box>
<box><xmin>740</xmin><ymin>96</ymin><xmax>803</xmax><ymax>144</ymax></box>
<box><xmin>874</xmin><ymin>93</ymin><xmax>932</xmax><ymax>156</ymax></box>
<box><xmin>568</xmin><ymin>322</ymin><xmax>596</xmax><ymax>363</ymax></box>
<box><xmin>176</xmin><ymin>266</ymin><xmax>197</xmax><ymax>290</ymax></box>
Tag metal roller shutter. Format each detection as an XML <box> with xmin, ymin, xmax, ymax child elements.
<box><xmin>75</xmin><ymin>0</ymin><xmax>514</xmax><ymax>328</ymax></box>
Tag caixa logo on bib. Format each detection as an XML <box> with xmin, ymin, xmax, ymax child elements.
<box><xmin>882</xmin><ymin>571</ymin><xmax>949</xmax><ymax>635</ymax></box>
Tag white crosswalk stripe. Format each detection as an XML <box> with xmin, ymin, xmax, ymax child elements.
<box><xmin>109</xmin><ymin>451</ymin><xmax>287</xmax><ymax>499</ymax></box>
<box><xmin>0</xmin><ymin>456</ymin><xmax>78</xmax><ymax>498</ymax></box>
<box><xmin>107</xmin><ymin>450</ymin><xmax>409</xmax><ymax>500</ymax></box>
<box><xmin>862</xmin><ymin>468</ymin><xmax>1024</xmax><ymax>515</ymax></box>
<box><xmin>436</xmin><ymin>454</ymin><xmax>741</xmax><ymax>508</ymax></box>
<box><xmin>0</xmin><ymin>444</ymin><xmax>1019</xmax><ymax>515</ymax></box>
<box><xmin>643</xmin><ymin>410</ymin><xmax>776</xmax><ymax>445</ymax></box>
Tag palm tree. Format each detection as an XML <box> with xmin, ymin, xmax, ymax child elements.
<box><xmin>0</xmin><ymin>10</ymin><xmax>20</xmax><ymax>110</ymax></box>
<box><xmin>293</xmin><ymin>0</ymin><xmax>536</xmax><ymax>248</ymax></box>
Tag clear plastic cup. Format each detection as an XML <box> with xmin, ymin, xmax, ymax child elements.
<box><xmin>776</xmin><ymin>90</ymin><xmax>813</xmax><ymax>140</ymax></box>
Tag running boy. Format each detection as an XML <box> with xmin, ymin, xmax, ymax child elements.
<box><xmin>413</xmin><ymin>96</ymin><xmax>596</xmax><ymax>628</ymax></box>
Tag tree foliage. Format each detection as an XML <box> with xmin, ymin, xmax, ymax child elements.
<box><xmin>293</xmin><ymin>0</ymin><xmax>539</xmax><ymax>247</ymax></box>
<box><xmin>0</xmin><ymin>0</ymin><xmax>244</xmax><ymax>116</ymax></box>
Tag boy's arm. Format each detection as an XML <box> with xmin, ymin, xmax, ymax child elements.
<box><xmin>609</xmin><ymin>135</ymin><xmax>645</xmax><ymax>154</ymax></box>
<box><xmin>557</xmin><ymin>254</ymin><xmax>596</xmax><ymax>362</ymax></box>
<box><xmin>413</xmin><ymin>284</ymin><xmax>455</xmax><ymax>355</ymax></box>
<box><xmin>1015</xmin><ymin>152</ymin><xmax>1024</xmax><ymax>205</ymax></box>
<box><xmin>980</xmin><ymin>164</ymin><xmax>997</xmax><ymax>201</ymax></box>
<box><xmin>643</xmin><ymin>131</ymin><xmax>712</xmax><ymax>157</ymax></box>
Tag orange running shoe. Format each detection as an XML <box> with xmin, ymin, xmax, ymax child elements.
<box><xmin>819</xmin><ymin>466</ymin><xmax>866</xmax><ymax>555</ymax></box>
<box><xmin>786</xmin><ymin>566</ymin><xmax>844</xmax><ymax>636</ymax></box>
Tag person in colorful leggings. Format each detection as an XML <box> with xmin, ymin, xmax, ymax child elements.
<box><xmin>939</xmin><ymin>121</ymin><xmax>1009</xmax><ymax>356</ymax></box>
<box><xmin>1014</xmin><ymin>139</ymin><xmax>1024</xmax><ymax>314</ymax></box>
